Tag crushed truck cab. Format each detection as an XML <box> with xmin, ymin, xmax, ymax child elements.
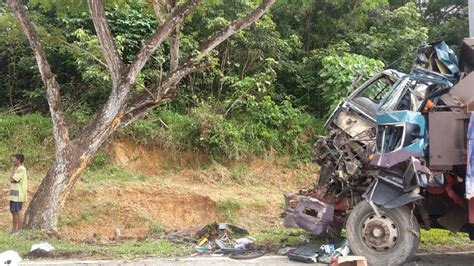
<box><xmin>282</xmin><ymin>69</ymin><xmax>403</xmax><ymax>234</ymax></box>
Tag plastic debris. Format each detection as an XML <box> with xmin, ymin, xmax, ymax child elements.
<box><xmin>287</xmin><ymin>246</ymin><xmax>320</xmax><ymax>263</ymax></box>
<box><xmin>319</xmin><ymin>240</ymin><xmax>350</xmax><ymax>264</ymax></box>
<box><xmin>194</xmin><ymin>246</ymin><xmax>212</xmax><ymax>253</ymax></box>
<box><xmin>278</xmin><ymin>247</ymin><xmax>296</xmax><ymax>255</ymax></box>
<box><xmin>320</xmin><ymin>243</ymin><xmax>335</xmax><ymax>254</ymax></box>
<box><xmin>233</xmin><ymin>237</ymin><xmax>255</xmax><ymax>249</ymax></box>
<box><xmin>31</xmin><ymin>242</ymin><xmax>55</xmax><ymax>252</ymax></box>
<box><xmin>0</xmin><ymin>250</ymin><xmax>22</xmax><ymax>266</ymax></box>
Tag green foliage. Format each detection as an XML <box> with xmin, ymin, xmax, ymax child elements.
<box><xmin>348</xmin><ymin>2</ymin><xmax>429</xmax><ymax>70</ymax></box>
<box><xmin>229</xmin><ymin>165</ymin><xmax>251</xmax><ymax>184</ymax></box>
<box><xmin>148</xmin><ymin>221</ymin><xmax>166</xmax><ymax>238</ymax></box>
<box><xmin>0</xmin><ymin>112</ymin><xmax>53</xmax><ymax>169</ymax></box>
<box><xmin>217</xmin><ymin>198</ymin><xmax>242</xmax><ymax>223</ymax></box>
<box><xmin>83</xmin><ymin>164</ymin><xmax>148</xmax><ymax>183</ymax></box>
<box><xmin>318</xmin><ymin>53</ymin><xmax>384</xmax><ymax>114</ymax></box>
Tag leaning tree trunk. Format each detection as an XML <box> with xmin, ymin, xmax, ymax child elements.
<box><xmin>24</xmin><ymin>130</ymin><xmax>114</xmax><ymax>230</ymax></box>
<box><xmin>8</xmin><ymin>0</ymin><xmax>275</xmax><ymax>231</ymax></box>
<box><xmin>24</xmin><ymin>157</ymin><xmax>81</xmax><ymax>230</ymax></box>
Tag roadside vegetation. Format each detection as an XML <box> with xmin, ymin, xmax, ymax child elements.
<box><xmin>0</xmin><ymin>228</ymin><xmax>472</xmax><ymax>260</ymax></box>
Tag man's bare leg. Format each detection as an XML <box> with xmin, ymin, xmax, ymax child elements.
<box><xmin>17</xmin><ymin>211</ymin><xmax>23</xmax><ymax>231</ymax></box>
<box><xmin>11</xmin><ymin>213</ymin><xmax>17</xmax><ymax>233</ymax></box>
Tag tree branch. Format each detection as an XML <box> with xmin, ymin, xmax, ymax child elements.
<box><xmin>120</xmin><ymin>0</ymin><xmax>275</xmax><ymax>127</ymax></box>
<box><xmin>193</xmin><ymin>0</ymin><xmax>275</xmax><ymax>62</ymax></box>
<box><xmin>169</xmin><ymin>1</ymin><xmax>180</xmax><ymax>73</ymax></box>
<box><xmin>120</xmin><ymin>60</ymin><xmax>210</xmax><ymax>127</ymax></box>
<box><xmin>60</xmin><ymin>40</ymin><xmax>107</xmax><ymax>68</ymax></box>
<box><xmin>150</xmin><ymin>0</ymin><xmax>166</xmax><ymax>24</ymax></box>
<box><xmin>127</xmin><ymin>0</ymin><xmax>202</xmax><ymax>85</ymax></box>
<box><xmin>7</xmin><ymin>0</ymin><xmax>70</xmax><ymax>153</ymax></box>
<box><xmin>87</xmin><ymin>0</ymin><xmax>125</xmax><ymax>85</ymax></box>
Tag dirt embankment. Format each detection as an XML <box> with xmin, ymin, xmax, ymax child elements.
<box><xmin>0</xmin><ymin>139</ymin><xmax>316</xmax><ymax>241</ymax></box>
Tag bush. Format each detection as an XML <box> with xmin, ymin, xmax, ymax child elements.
<box><xmin>0</xmin><ymin>112</ymin><xmax>53</xmax><ymax>169</ymax></box>
<box><xmin>318</xmin><ymin>53</ymin><xmax>384</xmax><ymax>114</ymax></box>
<box><xmin>121</xmin><ymin>94</ymin><xmax>322</xmax><ymax>162</ymax></box>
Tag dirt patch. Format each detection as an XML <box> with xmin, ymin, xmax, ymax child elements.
<box><xmin>60</xmin><ymin>185</ymin><xmax>218</xmax><ymax>241</ymax></box>
<box><xmin>111</xmin><ymin>139</ymin><xmax>209</xmax><ymax>175</ymax></box>
<box><xmin>0</xmin><ymin>141</ymin><xmax>317</xmax><ymax>242</ymax></box>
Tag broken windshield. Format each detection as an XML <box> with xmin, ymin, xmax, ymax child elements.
<box><xmin>378</xmin><ymin>76</ymin><xmax>444</xmax><ymax>112</ymax></box>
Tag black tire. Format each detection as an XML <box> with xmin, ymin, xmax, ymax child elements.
<box><xmin>346</xmin><ymin>201</ymin><xmax>420</xmax><ymax>266</ymax></box>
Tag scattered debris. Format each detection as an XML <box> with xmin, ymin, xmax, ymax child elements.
<box><xmin>26</xmin><ymin>243</ymin><xmax>56</xmax><ymax>258</ymax></box>
<box><xmin>320</xmin><ymin>243</ymin><xmax>335</xmax><ymax>254</ymax></box>
<box><xmin>286</xmin><ymin>240</ymin><xmax>353</xmax><ymax>264</ymax></box>
<box><xmin>287</xmin><ymin>246</ymin><xmax>320</xmax><ymax>263</ymax></box>
<box><xmin>165</xmin><ymin>222</ymin><xmax>262</xmax><ymax>259</ymax></box>
<box><xmin>0</xmin><ymin>250</ymin><xmax>22</xmax><ymax>266</ymax></box>
<box><xmin>277</xmin><ymin>247</ymin><xmax>296</xmax><ymax>256</ymax></box>
<box><xmin>31</xmin><ymin>242</ymin><xmax>55</xmax><ymax>253</ymax></box>
<box><xmin>233</xmin><ymin>237</ymin><xmax>256</xmax><ymax>249</ymax></box>
<box><xmin>319</xmin><ymin>240</ymin><xmax>350</xmax><ymax>264</ymax></box>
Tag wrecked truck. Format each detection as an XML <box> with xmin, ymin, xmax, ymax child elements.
<box><xmin>283</xmin><ymin>40</ymin><xmax>474</xmax><ymax>265</ymax></box>
<box><xmin>283</xmin><ymin>69</ymin><xmax>403</xmax><ymax>235</ymax></box>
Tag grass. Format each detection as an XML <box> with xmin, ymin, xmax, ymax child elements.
<box><xmin>229</xmin><ymin>165</ymin><xmax>251</xmax><ymax>185</ymax></box>
<box><xmin>217</xmin><ymin>199</ymin><xmax>243</xmax><ymax>224</ymax></box>
<box><xmin>420</xmin><ymin>229</ymin><xmax>474</xmax><ymax>252</ymax></box>
<box><xmin>82</xmin><ymin>165</ymin><xmax>148</xmax><ymax>184</ymax></box>
<box><xmin>148</xmin><ymin>221</ymin><xmax>166</xmax><ymax>239</ymax></box>
<box><xmin>0</xmin><ymin>231</ymin><xmax>192</xmax><ymax>259</ymax></box>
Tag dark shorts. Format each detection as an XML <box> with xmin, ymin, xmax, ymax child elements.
<box><xmin>10</xmin><ymin>201</ymin><xmax>23</xmax><ymax>213</ymax></box>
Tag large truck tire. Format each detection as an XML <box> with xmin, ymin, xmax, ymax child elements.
<box><xmin>346</xmin><ymin>201</ymin><xmax>420</xmax><ymax>265</ymax></box>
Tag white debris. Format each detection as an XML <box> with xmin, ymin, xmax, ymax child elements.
<box><xmin>30</xmin><ymin>242</ymin><xmax>55</xmax><ymax>252</ymax></box>
<box><xmin>0</xmin><ymin>250</ymin><xmax>22</xmax><ymax>266</ymax></box>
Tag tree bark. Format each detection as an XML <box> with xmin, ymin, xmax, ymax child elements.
<box><xmin>8</xmin><ymin>0</ymin><xmax>275</xmax><ymax>232</ymax></box>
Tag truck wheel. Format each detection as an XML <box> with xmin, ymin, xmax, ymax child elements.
<box><xmin>346</xmin><ymin>201</ymin><xmax>420</xmax><ymax>265</ymax></box>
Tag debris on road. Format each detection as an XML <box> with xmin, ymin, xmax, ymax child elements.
<box><xmin>277</xmin><ymin>247</ymin><xmax>296</xmax><ymax>255</ymax></box>
<box><xmin>287</xmin><ymin>246</ymin><xmax>320</xmax><ymax>263</ymax></box>
<box><xmin>165</xmin><ymin>222</ymin><xmax>263</xmax><ymax>259</ymax></box>
<box><xmin>286</xmin><ymin>240</ymin><xmax>353</xmax><ymax>264</ymax></box>
<box><xmin>319</xmin><ymin>240</ymin><xmax>350</xmax><ymax>264</ymax></box>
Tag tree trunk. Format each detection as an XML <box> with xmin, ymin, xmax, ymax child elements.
<box><xmin>24</xmin><ymin>158</ymin><xmax>77</xmax><ymax>231</ymax></box>
<box><xmin>24</xmin><ymin>131</ymin><xmax>114</xmax><ymax>231</ymax></box>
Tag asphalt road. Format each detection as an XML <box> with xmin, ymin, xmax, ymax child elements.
<box><xmin>18</xmin><ymin>252</ymin><xmax>474</xmax><ymax>266</ymax></box>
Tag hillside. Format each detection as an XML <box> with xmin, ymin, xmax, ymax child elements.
<box><xmin>0</xmin><ymin>112</ymin><xmax>318</xmax><ymax>240</ymax></box>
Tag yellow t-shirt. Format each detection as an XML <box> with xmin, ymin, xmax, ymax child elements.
<box><xmin>9</xmin><ymin>165</ymin><xmax>28</xmax><ymax>202</ymax></box>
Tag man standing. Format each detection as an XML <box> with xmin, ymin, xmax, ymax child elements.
<box><xmin>9</xmin><ymin>154</ymin><xmax>27</xmax><ymax>235</ymax></box>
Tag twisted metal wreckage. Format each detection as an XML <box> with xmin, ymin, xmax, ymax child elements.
<box><xmin>282</xmin><ymin>39</ymin><xmax>474</xmax><ymax>265</ymax></box>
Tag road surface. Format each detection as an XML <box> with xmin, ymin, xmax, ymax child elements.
<box><xmin>19</xmin><ymin>252</ymin><xmax>474</xmax><ymax>265</ymax></box>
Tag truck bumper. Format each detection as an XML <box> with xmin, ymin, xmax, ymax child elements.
<box><xmin>282</xmin><ymin>193</ymin><xmax>335</xmax><ymax>235</ymax></box>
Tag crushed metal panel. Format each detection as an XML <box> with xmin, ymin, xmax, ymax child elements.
<box><xmin>283</xmin><ymin>193</ymin><xmax>334</xmax><ymax>235</ymax></box>
<box><xmin>333</xmin><ymin>110</ymin><xmax>373</xmax><ymax>139</ymax></box>
<box><xmin>460</xmin><ymin>38</ymin><xmax>474</xmax><ymax>73</ymax></box>
<box><xmin>441</xmin><ymin>72</ymin><xmax>474</xmax><ymax>110</ymax></box>
<box><xmin>429</xmin><ymin>112</ymin><xmax>469</xmax><ymax>169</ymax></box>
